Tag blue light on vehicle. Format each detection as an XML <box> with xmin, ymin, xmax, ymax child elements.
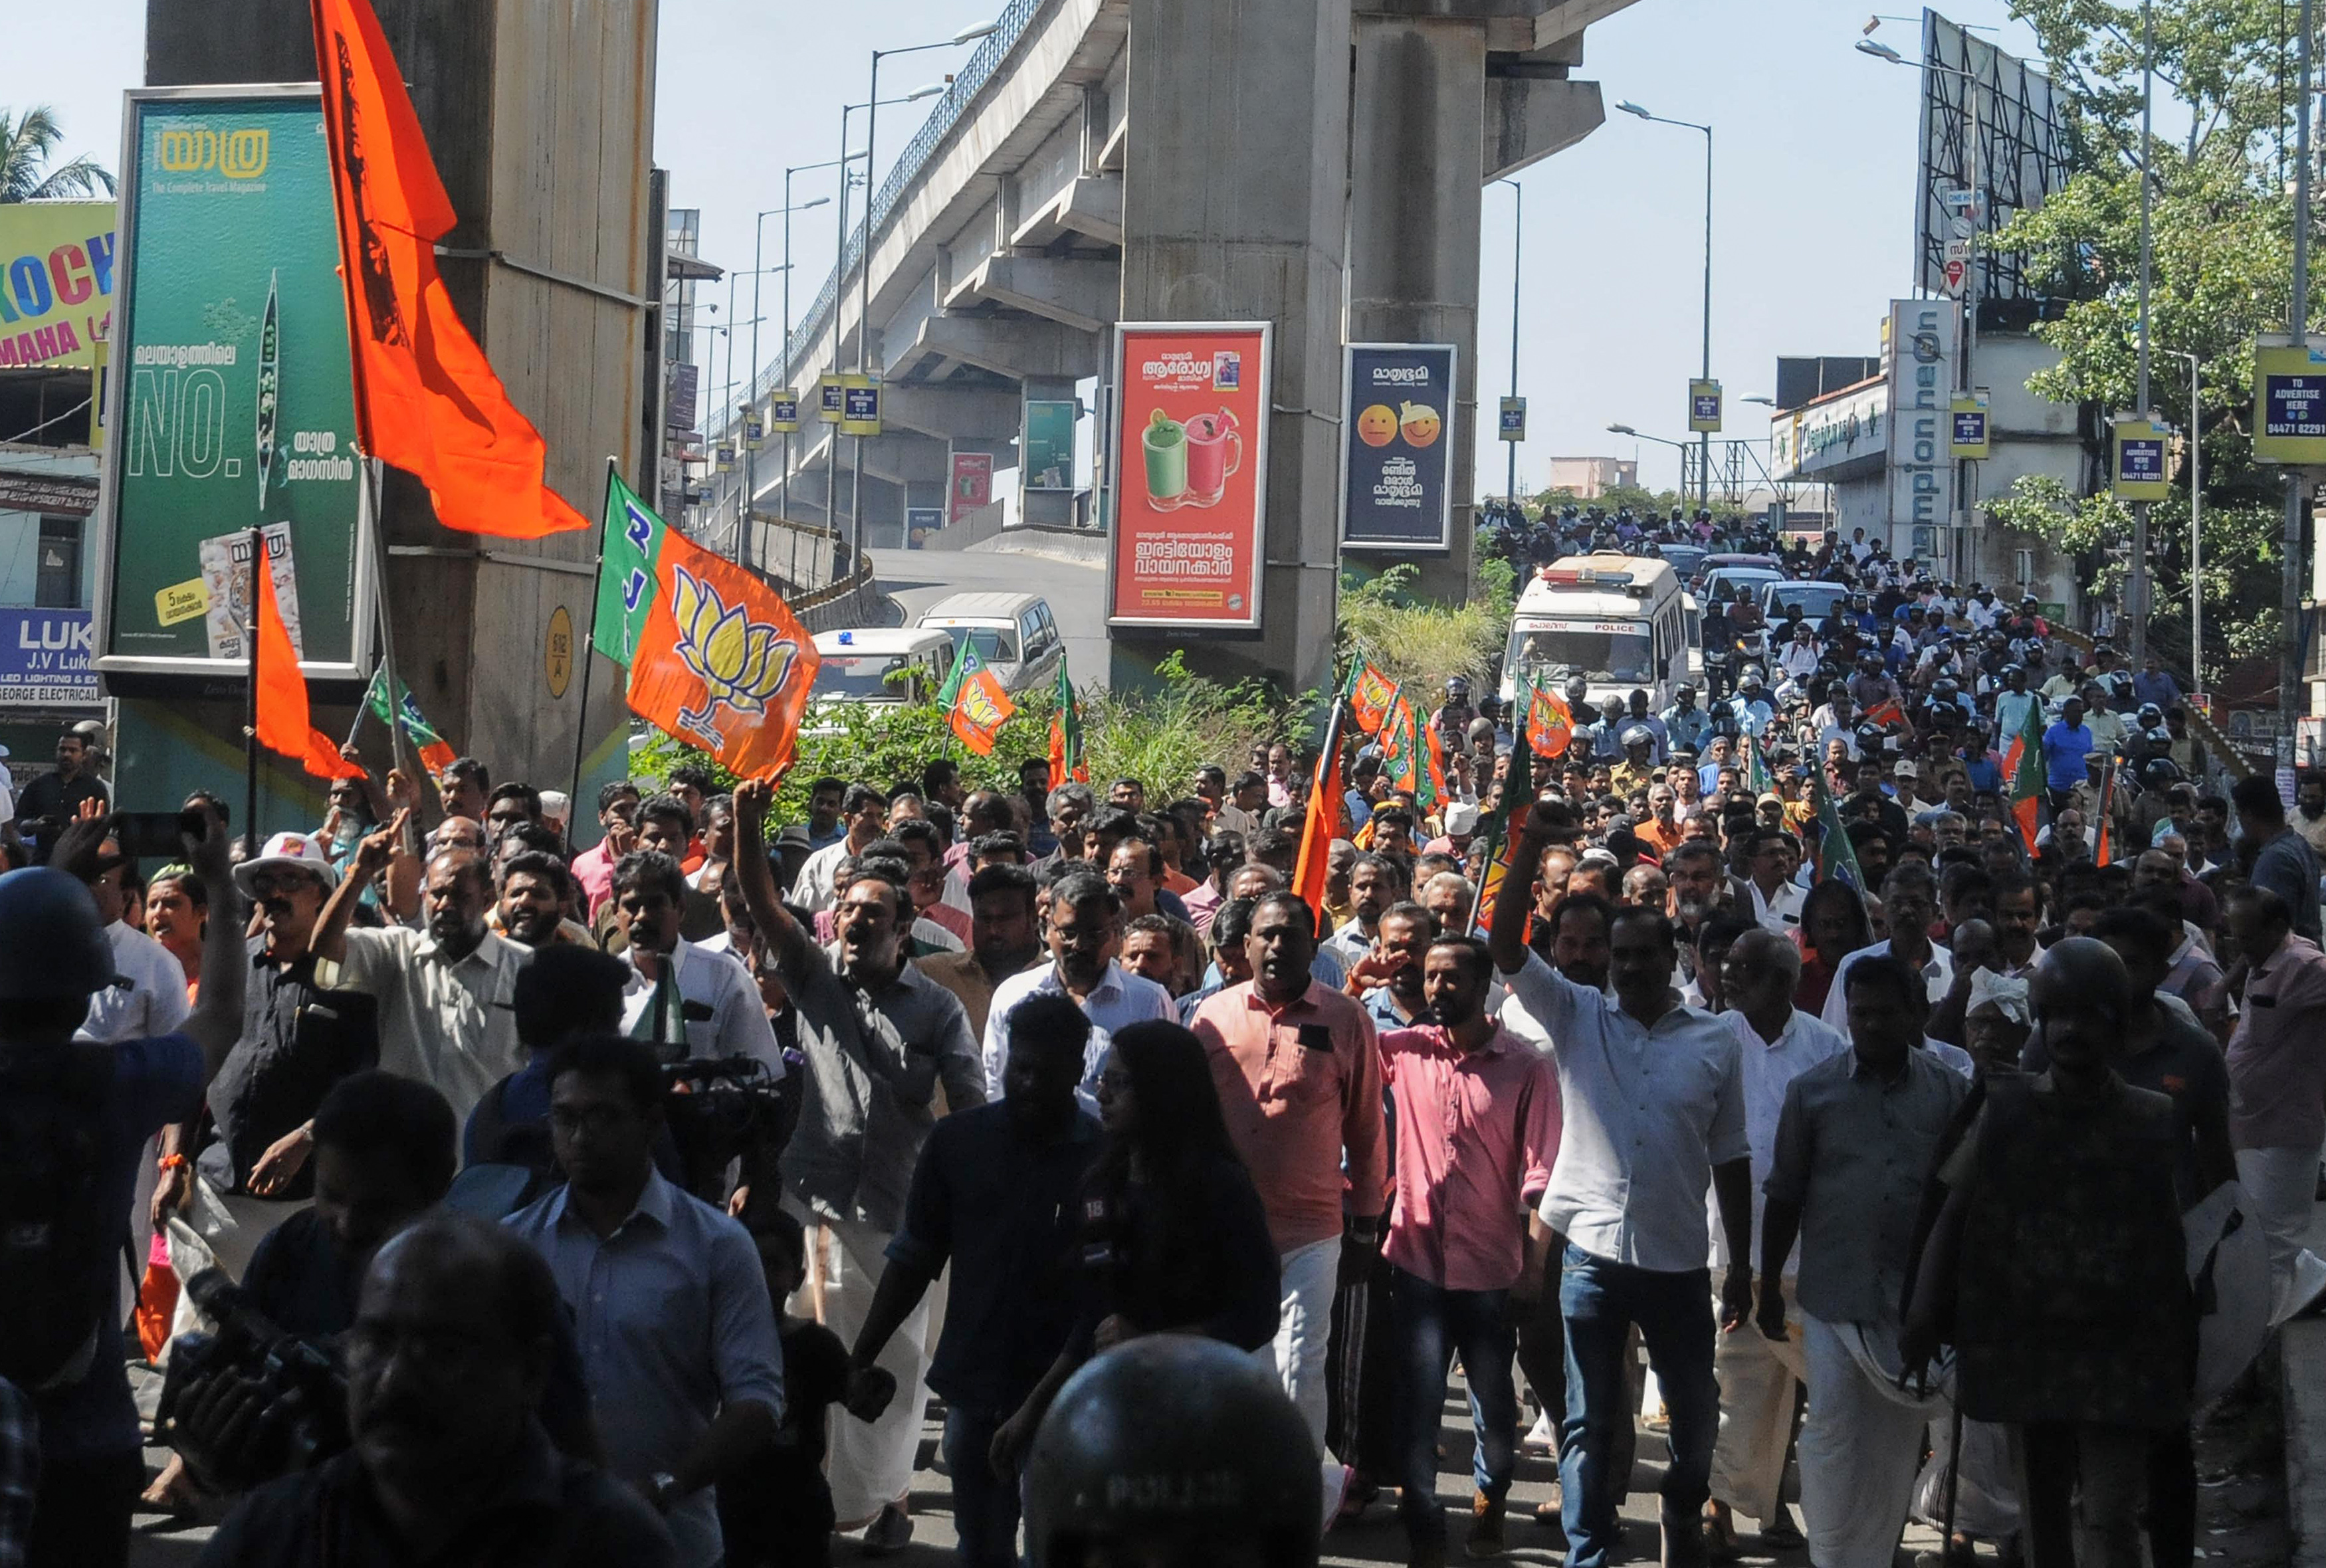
<box><xmin>838</xmin><ymin>631</ymin><xmax>854</xmax><ymax>644</ymax></box>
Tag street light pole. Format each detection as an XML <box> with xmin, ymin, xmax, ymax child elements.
<box><xmin>2170</xmin><ymin>349</ymin><xmax>2202</xmax><ymax>686</ymax></box>
<box><xmin>2285</xmin><ymin>0</ymin><xmax>2314</xmax><ymax>761</ymax></box>
<box><xmin>1616</xmin><ymin>102</ymin><xmax>1714</xmax><ymax>511</ymax></box>
<box><xmin>2130</xmin><ymin>0</ymin><xmax>2155</xmax><ymax>666</ymax></box>
<box><xmin>778</xmin><ymin>167</ymin><xmax>839</xmax><ymax>539</ymax></box>
<box><xmin>1499</xmin><ymin>178</ymin><xmax>1521</xmax><ymax>512</ymax></box>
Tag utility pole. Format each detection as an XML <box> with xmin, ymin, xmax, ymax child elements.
<box><xmin>2285</xmin><ymin>0</ymin><xmax>2315</xmax><ymax>770</ymax></box>
<box><xmin>1501</xmin><ymin>179</ymin><xmax>1522</xmax><ymax>512</ymax></box>
<box><xmin>2129</xmin><ymin>0</ymin><xmax>2155</xmax><ymax>666</ymax></box>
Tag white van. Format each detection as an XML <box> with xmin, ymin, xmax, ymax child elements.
<box><xmin>1501</xmin><ymin>553</ymin><xmax>1689</xmax><ymax>713</ymax></box>
<box><xmin>809</xmin><ymin>628</ymin><xmax>956</xmax><ymax>712</ymax></box>
<box><xmin>912</xmin><ymin>591</ymin><xmax>1064</xmax><ymax>693</ymax></box>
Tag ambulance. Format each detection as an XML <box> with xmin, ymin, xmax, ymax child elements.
<box><xmin>1500</xmin><ymin>553</ymin><xmax>1690</xmax><ymax>714</ymax></box>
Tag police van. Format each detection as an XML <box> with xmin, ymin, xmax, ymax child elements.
<box><xmin>1500</xmin><ymin>553</ymin><xmax>1689</xmax><ymax>714</ymax></box>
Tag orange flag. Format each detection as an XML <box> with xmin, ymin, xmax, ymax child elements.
<box><xmin>625</xmin><ymin>526</ymin><xmax>819</xmax><ymax>781</ymax></box>
<box><xmin>310</xmin><ymin>0</ymin><xmax>589</xmax><ymax>538</ymax></box>
<box><xmin>255</xmin><ymin>546</ymin><xmax>363</xmax><ymax>781</ymax></box>
<box><xmin>1292</xmin><ymin>698</ymin><xmax>1349</xmax><ymax>927</ymax></box>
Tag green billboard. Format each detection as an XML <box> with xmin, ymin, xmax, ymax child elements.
<box><xmin>97</xmin><ymin>88</ymin><xmax>370</xmax><ymax>680</ymax></box>
<box><xmin>1023</xmin><ymin>397</ymin><xmax>1076</xmax><ymax>491</ymax></box>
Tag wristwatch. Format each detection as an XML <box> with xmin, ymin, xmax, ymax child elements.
<box><xmin>647</xmin><ymin>1472</ymin><xmax>681</xmax><ymax>1512</ymax></box>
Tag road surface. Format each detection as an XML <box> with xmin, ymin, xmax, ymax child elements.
<box><xmin>869</xmin><ymin>543</ymin><xmax>1110</xmax><ymax>691</ymax></box>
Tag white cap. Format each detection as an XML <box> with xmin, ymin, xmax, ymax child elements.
<box><xmin>538</xmin><ymin>789</ymin><xmax>572</xmax><ymax>825</ymax></box>
<box><xmin>1441</xmin><ymin>801</ymin><xmax>1481</xmax><ymax>837</ymax></box>
<box><xmin>231</xmin><ymin>831</ymin><xmax>341</xmax><ymax>898</ymax></box>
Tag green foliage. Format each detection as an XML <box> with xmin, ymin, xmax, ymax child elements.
<box><xmin>629</xmin><ymin>652</ymin><xmax>1313</xmax><ymax>818</ymax></box>
<box><xmin>1982</xmin><ymin>0</ymin><xmax>2306</xmax><ymax>675</ymax></box>
<box><xmin>1529</xmin><ymin>483</ymin><xmax>1753</xmax><ymax>523</ymax></box>
<box><xmin>1336</xmin><ymin>560</ymin><xmax>1515</xmax><ymax>696</ymax></box>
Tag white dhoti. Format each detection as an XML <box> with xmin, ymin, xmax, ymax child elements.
<box><xmin>791</xmin><ymin>1210</ymin><xmax>932</xmax><ymax>1527</ymax></box>
<box><xmin>1913</xmin><ymin>1413</ymin><xmax>2021</xmax><ymax>1541</ymax></box>
<box><xmin>2235</xmin><ymin>1144</ymin><xmax>2326</xmax><ymax>1324</ymax></box>
<box><xmin>1798</xmin><ymin>1313</ymin><xmax>1942</xmax><ymax>1568</ymax></box>
<box><xmin>1709</xmin><ymin>1280</ymin><xmax>1806</xmax><ymax>1523</ymax></box>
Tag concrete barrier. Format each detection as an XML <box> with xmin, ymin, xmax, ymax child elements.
<box><xmin>969</xmin><ymin>525</ymin><xmax>1108</xmax><ymax>569</ymax></box>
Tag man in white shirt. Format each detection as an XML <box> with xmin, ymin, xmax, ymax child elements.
<box><xmin>1487</xmin><ymin>795</ymin><xmax>1753</xmax><ymax>1568</ymax></box>
<box><xmin>790</xmin><ymin>783</ymin><xmax>888</xmax><ymax>913</ymax></box>
<box><xmin>609</xmin><ymin>849</ymin><xmax>783</xmax><ymax>1072</ymax></box>
<box><xmin>1321</xmin><ymin>852</ymin><xmax>1406</xmax><ymax>972</ymax></box>
<box><xmin>1741</xmin><ymin>827</ymin><xmax>1808</xmax><ymax>939</ymax></box>
<box><xmin>77</xmin><ymin>838</ymin><xmax>193</xmax><ymax>1044</ymax></box>
<box><xmin>982</xmin><ymin>870</ymin><xmax>1172</xmax><ymax>1101</ymax></box>
<box><xmin>1703</xmin><ymin>930</ymin><xmax>1846</xmax><ymax>1555</ymax></box>
<box><xmin>1820</xmin><ymin>862</ymin><xmax>1954</xmax><ymax>1034</ymax></box>
<box><xmin>317</xmin><ymin>827</ymin><xmax>529</xmax><ymax>1127</ymax></box>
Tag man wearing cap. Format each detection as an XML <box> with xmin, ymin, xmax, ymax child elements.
<box><xmin>152</xmin><ymin>831</ymin><xmax>380</xmax><ymax>1279</ymax></box>
<box><xmin>1424</xmin><ymin>802</ymin><xmax>1483</xmax><ymax>860</ymax></box>
<box><xmin>312</xmin><ymin>814</ymin><xmax>528</xmax><ymax>1127</ymax></box>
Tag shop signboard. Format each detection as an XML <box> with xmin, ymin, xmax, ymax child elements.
<box><xmin>1107</xmin><ymin>322</ymin><xmax>1269</xmax><ymax>631</ymax></box>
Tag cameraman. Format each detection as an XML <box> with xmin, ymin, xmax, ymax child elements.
<box><xmin>197</xmin><ymin>1214</ymin><xmax>675</xmax><ymax>1567</ymax></box>
<box><xmin>5</xmin><ymin>810</ymin><xmax>244</xmax><ymax>1568</ymax></box>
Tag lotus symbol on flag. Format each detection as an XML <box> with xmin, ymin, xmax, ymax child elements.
<box><xmin>959</xmin><ymin>678</ymin><xmax>1006</xmax><ymax>733</ymax></box>
<box><xmin>669</xmin><ymin>565</ymin><xmax>799</xmax><ymax>749</ymax></box>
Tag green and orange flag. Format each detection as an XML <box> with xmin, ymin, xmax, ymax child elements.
<box><xmin>938</xmin><ymin>642</ymin><xmax>1016</xmax><ymax>756</ymax></box>
<box><xmin>360</xmin><ymin>666</ymin><xmax>456</xmax><ymax>775</ymax></box>
<box><xmin>1808</xmin><ymin>765</ymin><xmax>1863</xmax><ymax>889</ymax></box>
<box><xmin>596</xmin><ymin>468</ymin><xmax>819</xmax><ymax>779</ymax></box>
<box><xmin>2002</xmin><ymin>692</ymin><xmax>2046</xmax><ymax>854</ymax></box>
<box><xmin>1470</xmin><ymin>686</ymin><xmax>1537</xmax><ymax>936</ymax></box>
<box><xmin>1346</xmin><ymin>657</ymin><xmax>1400</xmax><ymax>737</ymax></box>
<box><xmin>1047</xmin><ymin>662</ymin><xmax>1087</xmax><ymax>783</ymax></box>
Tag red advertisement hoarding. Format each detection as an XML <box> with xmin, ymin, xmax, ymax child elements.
<box><xmin>947</xmin><ymin>450</ymin><xmax>994</xmax><ymax>526</ymax></box>
<box><xmin>1107</xmin><ymin>322</ymin><xmax>1270</xmax><ymax>630</ymax></box>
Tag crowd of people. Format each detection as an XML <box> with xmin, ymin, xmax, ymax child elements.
<box><xmin>3</xmin><ymin>514</ymin><xmax>2323</xmax><ymax>1568</ymax></box>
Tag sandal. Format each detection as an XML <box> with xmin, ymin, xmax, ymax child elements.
<box><xmin>1702</xmin><ymin>1516</ymin><xmax>1744</xmax><ymax>1565</ymax></box>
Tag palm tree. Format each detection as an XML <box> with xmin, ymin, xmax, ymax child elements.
<box><xmin>1</xmin><ymin>106</ymin><xmax>116</xmax><ymax>203</ymax></box>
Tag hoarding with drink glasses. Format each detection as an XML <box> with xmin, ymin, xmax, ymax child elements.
<box><xmin>1107</xmin><ymin>322</ymin><xmax>1270</xmax><ymax>631</ymax></box>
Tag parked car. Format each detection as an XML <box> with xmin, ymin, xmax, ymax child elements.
<box><xmin>913</xmin><ymin>591</ymin><xmax>1065</xmax><ymax>692</ymax></box>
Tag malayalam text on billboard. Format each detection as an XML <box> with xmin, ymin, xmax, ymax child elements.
<box><xmin>96</xmin><ymin>90</ymin><xmax>369</xmax><ymax>680</ymax></box>
<box><xmin>1109</xmin><ymin>322</ymin><xmax>1269</xmax><ymax>631</ymax></box>
<box><xmin>1340</xmin><ymin>343</ymin><xmax>1454</xmax><ymax>551</ymax></box>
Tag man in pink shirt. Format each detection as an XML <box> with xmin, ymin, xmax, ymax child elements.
<box><xmin>568</xmin><ymin>779</ymin><xmax>639</xmax><ymax>919</ymax></box>
<box><xmin>1191</xmin><ymin>890</ymin><xmax>1388</xmax><ymax>1459</ymax></box>
<box><xmin>1380</xmin><ymin>934</ymin><xmax>1560</xmax><ymax>1565</ymax></box>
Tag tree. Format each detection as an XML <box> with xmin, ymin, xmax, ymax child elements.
<box><xmin>1984</xmin><ymin>1</ymin><xmax>2305</xmax><ymax>682</ymax></box>
<box><xmin>1</xmin><ymin>106</ymin><xmax>116</xmax><ymax>203</ymax></box>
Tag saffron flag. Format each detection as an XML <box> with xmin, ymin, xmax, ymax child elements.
<box><xmin>600</xmin><ymin>472</ymin><xmax>820</xmax><ymax>779</ymax></box>
<box><xmin>2002</xmin><ymin>694</ymin><xmax>2046</xmax><ymax>854</ymax></box>
<box><xmin>254</xmin><ymin>543</ymin><xmax>364</xmax><ymax>781</ymax></box>
<box><xmin>2093</xmin><ymin>757</ymin><xmax>2117</xmax><ymax>865</ymax></box>
<box><xmin>1293</xmin><ymin>698</ymin><xmax>1350</xmax><ymax>927</ymax></box>
<box><xmin>1863</xmin><ymin>697</ymin><xmax>1905</xmax><ymax>728</ymax></box>
<box><xmin>1808</xmin><ymin>767</ymin><xmax>1863</xmax><ymax>889</ymax></box>
<box><xmin>1382</xmin><ymin>695</ymin><xmax>1424</xmax><ymax>795</ymax></box>
<box><xmin>938</xmin><ymin>644</ymin><xmax>1015</xmax><ymax>756</ymax></box>
<box><xmin>311</xmin><ymin>0</ymin><xmax>589</xmax><ymax>538</ymax></box>
<box><xmin>1346</xmin><ymin>658</ymin><xmax>1400</xmax><ymax>737</ymax></box>
<box><xmin>1524</xmin><ymin>678</ymin><xmax>1574</xmax><ymax>761</ymax></box>
<box><xmin>1047</xmin><ymin>662</ymin><xmax>1087</xmax><ymax>784</ymax></box>
<box><xmin>361</xmin><ymin>666</ymin><xmax>455</xmax><ymax>775</ymax></box>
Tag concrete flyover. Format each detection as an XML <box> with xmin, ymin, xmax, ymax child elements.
<box><xmin>706</xmin><ymin>0</ymin><xmax>1641</xmax><ymax>694</ymax></box>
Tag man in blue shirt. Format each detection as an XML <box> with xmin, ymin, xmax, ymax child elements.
<box><xmin>2041</xmin><ymin>696</ymin><xmax>2097</xmax><ymax>813</ymax></box>
<box><xmin>1956</xmin><ymin>728</ymin><xmax>2003</xmax><ymax>796</ymax></box>
<box><xmin>506</xmin><ymin>1036</ymin><xmax>785</xmax><ymax>1568</ymax></box>
<box><xmin>2131</xmin><ymin>652</ymin><xmax>2182</xmax><ymax>711</ymax></box>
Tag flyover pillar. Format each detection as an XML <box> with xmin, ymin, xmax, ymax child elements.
<box><xmin>1114</xmin><ymin>0</ymin><xmax>1352</xmax><ymax>697</ymax></box>
<box><xmin>1347</xmin><ymin>13</ymin><xmax>1487</xmax><ymax>610</ymax></box>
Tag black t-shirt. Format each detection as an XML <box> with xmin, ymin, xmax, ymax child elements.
<box><xmin>718</xmin><ymin>1316</ymin><xmax>848</xmax><ymax>1557</ymax></box>
<box><xmin>206</xmin><ymin>946</ymin><xmax>379</xmax><ymax>1197</ymax></box>
<box><xmin>15</xmin><ymin>769</ymin><xmax>107</xmax><ymax>836</ymax></box>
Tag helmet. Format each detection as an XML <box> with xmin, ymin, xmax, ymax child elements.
<box><xmin>0</xmin><ymin>868</ymin><xmax>116</xmax><ymax>1001</ymax></box>
<box><xmin>1738</xmin><ymin>670</ymin><xmax>1765</xmax><ymax>693</ymax></box>
<box><xmin>2140</xmin><ymin>757</ymin><xmax>2182</xmax><ymax>787</ymax></box>
<box><xmin>1600</xmin><ymin>696</ymin><xmax>1625</xmax><ymax>719</ymax></box>
<box><xmin>2137</xmin><ymin>702</ymin><xmax>2164</xmax><ymax>728</ymax></box>
<box><xmin>1445</xmin><ymin>676</ymin><xmax>1469</xmax><ymax>698</ymax></box>
<box><xmin>1621</xmin><ymin>724</ymin><xmax>1654</xmax><ymax>749</ymax></box>
<box><xmin>1025</xmin><ymin>1335</ymin><xmax>1321</xmax><ymax>1568</ymax></box>
<box><xmin>1564</xmin><ymin>676</ymin><xmax>1591</xmax><ymax>705</ymax></box>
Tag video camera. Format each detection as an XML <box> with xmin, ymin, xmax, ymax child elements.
<box><xmin>661</xmin><ymin>1051</ymin><xmax>800</xmax><ymax>1205</ymax></box>
<box><xmin>156</xmin><ymin>1268</ymin><xmax>348</xmax><ymax>1492</ymax></box>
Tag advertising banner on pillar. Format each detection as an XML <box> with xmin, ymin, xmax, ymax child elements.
<box><xmin>817</xmin><ymin>375</ymin><xmax>843</xmax><ymax>423</ymax></box>
<box><xmin>0</xmin><ymin>200</ymin><xmax>115</xmax><ymax>370</ymax></box>
<box><xmin>1023</xmin><ymin>399</ymin><xmax>1077</xmax><ymax>490</ymax></box>
<box><xmin>94</xmin><ymin>88</ymin><xmax>371</xmax><ymax>682</ymax></box>
<box><xmin>1339</xmin><ymin>342</ymin><xmax>1454</xmax><ymax>551</ymax></box>
<box><xmin>1884</xmin><ymin>298</ymin><xmax>1956</xmax><ymax>544</ymax></box>
<box><xmin>1498</xmin><ymin>397</ymin><xmax>1526</xmax><ymax>442</ymax></box>
<box><xmin>947</xmin><ymin>451</ymin><xmax>994</xmax><ymax>526</ymax></box>
<box><xmin>2252</xmin><ymin>339</ymin><xmax>2326</xmax><ymax>464</ymax></box>
<box><xmin>2111</xmin><ymin>417</ymin><xmax>2172</xmax><ymax>501</ymax></box>
<box><xmin>1108</xmin><ymin>322</ymin><xmax>1270</xmax><ymax>631</ymax></box>
<box><xmin>1687</xmin><ymin>379</ymin><xmax>1723</xmax><ymax>433</ymax></box>
<box><xmin>768</xmin><ymin>391</ymin><xmax>799</xmax><ymax>433</ymax></box>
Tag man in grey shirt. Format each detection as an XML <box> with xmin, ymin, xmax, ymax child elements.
<box><xmin>730</xmin><ymin>780</ymin><xmax>984</xmax><ymax>1551</ymax></box>
<box><xmin>1758</xmin><ymin>953</ymin><xmax>1967</xmax><ymax>1568</ymax></box>
<box><xmin>2232</xmin><ymin>774</ymin><xmax>2322</xmax><ymax>944</ymax></box>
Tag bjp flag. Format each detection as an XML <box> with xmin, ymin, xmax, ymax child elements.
<box><xmin>938</xmin><ymin>644</ymin><xmax>1015</xmax><ymax>755</ymax></box>
<box><xmin>1345</xmin><ymin>658</ymin><xmax>1400</xmax><ymax>738</ymax></box>
<box><xmin>311</xmin><ymin>0</ymin><xmax>589</xmax><ymax>539</ymax></box>
<box><xmin>253</xmin><ymin>538</ymin><xmax>364</xmax><ymax>781</ymax></box>
<box><xmin>603</xmin><ymin>474</ymin><xmax>818</xmax><ymax>779</ymax></box>
<box><xmin>1523</xmin><ymin>678</ymin><xmax>1574</xmax><ymax>761</ymax></box>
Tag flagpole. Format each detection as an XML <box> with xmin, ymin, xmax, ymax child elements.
<box><xmin>245</xmin><ymin>526</ymin><xmax>263</xmax><ymax>857</ymax></box>
<box><xmin>568</xmin><ymin>458</ymin><xmax>615</xmax><ymax>837</ymax></box>
<box><xmin>361</xmin><ymin>458</ymin><xmax>420</xmax><ymax>801</ymax></box>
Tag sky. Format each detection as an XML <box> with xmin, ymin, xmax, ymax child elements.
<box><xmin>34</xmin><ymin>0</ymin><xmax>2045</xmax><ymax>497</ymax></box>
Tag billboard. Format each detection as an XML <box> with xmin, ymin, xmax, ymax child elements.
<box><xmin>2111</xmin><ymin>417</ymin><xmax>2171</xmax><ymax>500</ymax></box>
<box><xmin>95</xmin><ymin>89</ymin><xmax>371</xmax><ymax>681</ymax></box>
<box><xmin>1498</xmin><ymin>396</ymin><xmax>1526</xmax><ymax>441</ymax></box>
<box><xmin>1885</xmin><ymin>298</ymin><xmax>1956</xmax><ymax>538</ymax></box>
<box><xmin>1340</xmin><ymin>342</ymin><xmax>1454</xmax><ymax>551</ymax></box>
<box><xmin>1687</xmin><ymin>379</ymin><xmax>1722</xmax><ymax>433</ymax></box>
<box><xmin>1024</xmin><ymin>398</ymin><xmax>1076</xmax><ymax>490</ymax></box>
<box><xmin>0</xmin><ymin>201</ymin><xmax>114</xmax><ymax>371</ymax></box>
<box><xmin>1915</xmin><ymin>11</ymin><xmax>2069</xmax><ymax>302</ymax></box>
<box><xmin>1949</xmin><ymin>391</ymin><xmax>1990</xmax><ymax>459</ymax></box>
<box><xmin>2252</xmin><ymin>339</ymin><xmax>2326</xmax><ymax>465</ymax></box>
<box><xmin>0</xmin><ymin>609</ymin><xmax>98</xmax><ymax>706</ymax></box>
<box><xmin>947</xmin><ymin>450</ymin><xmax>994</xmax><ymax>526</ymax></box>
<box><xmin>1107</xmin><ymin>322</ymin><xmax>1270</xmax><ymax>631</ymax></box>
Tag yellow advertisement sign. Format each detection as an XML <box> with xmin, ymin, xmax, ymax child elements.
<box><xmin>1949</xmin><ymin>391</ymin><xmax>1990</xmax><ymax>460</ymax></box>
<box><xmin>768</xmin><ymin>390</ymin><xmax>800</xmax><ymax>434</ymax></box>
<box><xmin>1687</xmin><ymin>378</ymin><xmax>1721</xmax><ymax>433</ymax></box>
<box><xmin>0</xmin><ymin>200</ymin><xmax>116</xmax><ymax>370</ymax></box>
<box><xmin>840</xmin><ymin>373</ymin><xmax>882</xmax><ymax>438</ymax></box>
<box><xmin>2110</xmin><ymin>416</ymin><xmax>2172</xmax><ymax>502</ymax></box>
<box><xmin>817</xmin><ymin>374</ymin><xmax>843</xmax><ymax>424</ymax></box>
<box><xmin>2252</xmin><ymin>338</ymin><xmax>2326</xmax><ymax>465</ymax></box>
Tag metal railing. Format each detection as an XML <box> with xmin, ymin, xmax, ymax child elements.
<box><xmin>705</xmin><ymin>0</ymin><xmax>1050</xmax><ymax>451</ymax></box>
